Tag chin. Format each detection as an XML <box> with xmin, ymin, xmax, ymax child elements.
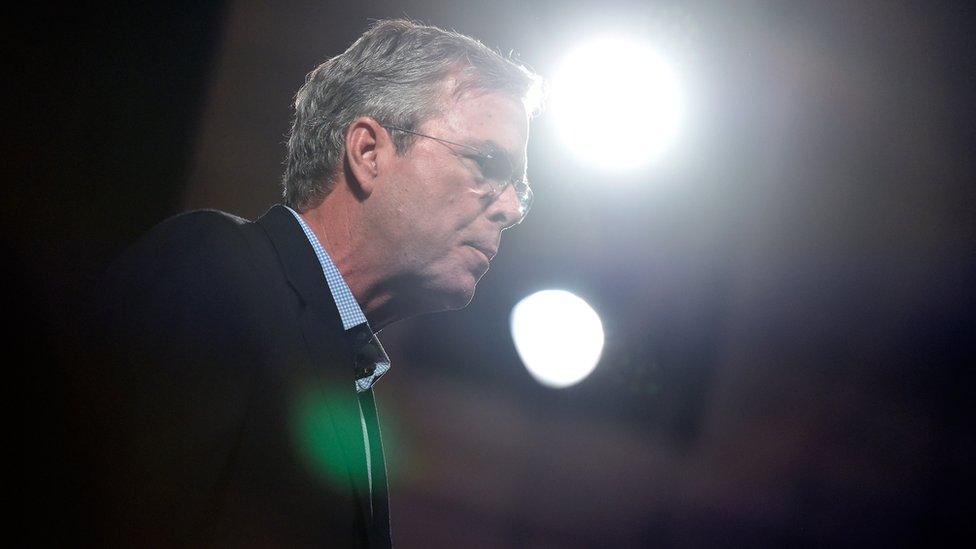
<box><xmin>443</xmin><ymin>282</ymin><xmax>478</xmax><ymax>311</ymax></box>
<box><xmin>427</xmin><ymin>273</ymin><xmax>478</xmax><ymax>312</ymax></box>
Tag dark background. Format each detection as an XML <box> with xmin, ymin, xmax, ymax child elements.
<box><xmin>12</xmin><ymin>1</ymin><xmax>973</xmax><ymax>545</ymax></box>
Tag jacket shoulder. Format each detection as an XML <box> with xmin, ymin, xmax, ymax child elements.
<box><xmin>140</xmin><ymin>209</ymin><xmax>250</xmax><ymax>252</ymax></box>
<box><xmin>106</xmin><ymin>209</ymin><xmax>253</xmax><ymax>280</ymax></box>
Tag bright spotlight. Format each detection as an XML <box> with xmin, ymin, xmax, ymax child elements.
<box><xmin>510</xmin><ymin>290</ymin><xmax>605</xmax><ymax>389</ymax></box>
<box><xmin>551</xmin><ymin>36</ymin><xmax>683</xmax><ymax>171</ymax></box>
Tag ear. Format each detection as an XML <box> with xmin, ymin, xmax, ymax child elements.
<box><xmin>344</xmin><ymin>117</ymin><xmax>390</xmax><ymax>198</ymax></box>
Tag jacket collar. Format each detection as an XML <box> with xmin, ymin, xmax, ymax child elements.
<box><xmin>256</xmin><ymin>204</ymin><xmax>346</xmax><ymax>332</ymax></box>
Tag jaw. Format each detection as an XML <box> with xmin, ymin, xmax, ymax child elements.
<box><xmin>402</xmin><ymin>242</ymin><xmax>490</xmax><ymax>309</ymax></box>
<box><xmin>419</xmin><ymin>265</ymin><xmax>480</xmax><ymax>311</ymax></box>
<box><xmin>361</xmin><ymin>262</ymin><xmax>479</xmax><ymax>328</ymax></box>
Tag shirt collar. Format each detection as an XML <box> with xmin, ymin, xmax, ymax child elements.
<box><xmin>285</xmin><ymin>206</ymin><xmax>390</xmax><ymax>392</ymax></box>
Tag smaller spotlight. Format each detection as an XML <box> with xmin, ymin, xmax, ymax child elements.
<box><xmin>510</xmin><ymin>290</ymin><xmax>605</xmax><ymax>389</ymax></box>
<box><xmin>551</xmin><ymin>36</ymin><xmax>683</xmax><ymax>171</ymax></box>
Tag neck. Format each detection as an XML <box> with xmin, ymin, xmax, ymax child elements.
<box><xmin>299</xmin><ymin>189</ymin><xmax>415</xmax><ymax>332</ymax></box>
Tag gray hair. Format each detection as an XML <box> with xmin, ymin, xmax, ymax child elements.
<box><xmin>281</xmin><ymin>19</ymin><xmax>543</xmax><ymax>211</ymax></box>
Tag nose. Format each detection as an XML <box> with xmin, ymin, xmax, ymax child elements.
<box><xmin>487</xmin><ymin>183</ymin><xmax>524</xmax><ymax>229</ymax></box>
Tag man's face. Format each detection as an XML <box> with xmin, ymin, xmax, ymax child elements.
<box><xmin>376</xmin><ymin>89</ymin><xmax>529</xmax><ymax>312</ymax></box>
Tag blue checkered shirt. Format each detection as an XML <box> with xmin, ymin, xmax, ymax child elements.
<box><xmin>285</xmin><ymin>207</ymin><xmax>391</xmax><ymax>393</ymax></box>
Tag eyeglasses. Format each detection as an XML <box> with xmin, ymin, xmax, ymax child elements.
<box><xmin>382</xmin><ymin>125</ymin><xmax>533</xmax><ymax>222</ymax></box>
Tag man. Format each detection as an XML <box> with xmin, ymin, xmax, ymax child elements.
<box><xmin>75</xmin><ymin>19</ymin><xmax>541</xmax><ymax>547</ymax></box>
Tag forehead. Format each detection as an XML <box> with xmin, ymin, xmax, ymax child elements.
<box><xmin>423</xmin><ymin>88</ymin><xmax>530</xmax><ymax>161</ymax></box>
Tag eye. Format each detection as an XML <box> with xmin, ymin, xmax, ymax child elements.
<box><xmin>466</xmin><ymin>155</ymin><xmax>500</xmax><ymax>191</ymax></box>
<box><xmin>477</xmin><ymin>154</ymin><xmax>514</xmax><ymax>183</ymax></box>
<box><xmin>470</xmin><ymin>155</ymin><xmax>492</xmax><ymax>177</ymax></box>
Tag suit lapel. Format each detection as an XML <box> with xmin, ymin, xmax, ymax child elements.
<box><xmin>255</xmin><ymin>205</ymin><xmax>376</xmax><ymax>536</ymax></box>
<box><xmin>359</xmin><ymin>389</ymin><xmax>391</xmax><ymax>547</ymax></box>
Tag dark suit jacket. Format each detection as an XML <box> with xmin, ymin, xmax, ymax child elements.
<box><xmin>72</xmin><ymin>205</ymin><xmax>390</xmax><ymax>547</ymax></box>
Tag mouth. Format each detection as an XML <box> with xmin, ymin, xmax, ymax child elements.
<box><xmin>466</xmin><ymin>243</ymin><xmax>497</xmax><ymax>262</ymax></box>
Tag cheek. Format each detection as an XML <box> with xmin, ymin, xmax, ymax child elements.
<box><xmin>418</xmin><ymin>186</ymin><xmax>478</xmax><ymax>235</ymax></box>
<box><xmin>396</xmin><ymin>159</ymin><xmax>481</xmax><ymax>247</ymax></box>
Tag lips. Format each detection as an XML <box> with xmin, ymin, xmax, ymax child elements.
<box><xmin>466</xmin><ymin>243</ymin><xmax>497</xmax><ymax>261</ymax></box>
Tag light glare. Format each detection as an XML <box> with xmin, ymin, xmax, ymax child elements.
<box><xmin>551</xmin><ymin>37</ymin><xmax>683</xmax><ymax>170</ymax></box>
<box><xmin>510</xmin><ymin>290</ymin><xmax>605</xmax><ymax>388</ymax></box>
